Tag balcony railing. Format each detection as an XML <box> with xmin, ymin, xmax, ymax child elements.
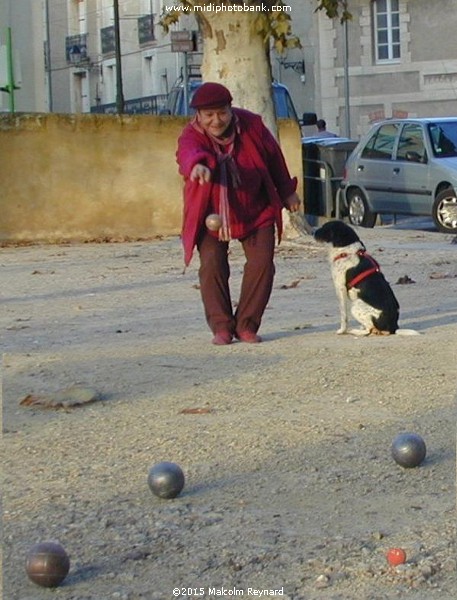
<box><xmin>90</xmin><ymin>94</ymin><xmax>168</xmax><ymax>115</ymax></box>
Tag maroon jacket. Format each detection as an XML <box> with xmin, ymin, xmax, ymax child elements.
<box><xmin>177</xmin><ymin>108</ymin><xmax>297</xmax><ymax>266</ymax></box>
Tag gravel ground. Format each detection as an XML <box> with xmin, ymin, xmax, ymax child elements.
<box><xmin>2</xmin><ymin>220</ymin><xmax>456</xmax><ymax>600</ymax></box>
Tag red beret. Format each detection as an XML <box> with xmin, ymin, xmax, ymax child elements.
<box><xmin>190</xmin><ymin>82</ymin><xmax>233</xmax><ymax>109</ymax></box>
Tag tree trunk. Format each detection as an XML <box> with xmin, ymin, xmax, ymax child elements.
<box><xmin>197</xmin><ymin>12</ymin><xmax>277</xmax><ymax>136</ymax></box>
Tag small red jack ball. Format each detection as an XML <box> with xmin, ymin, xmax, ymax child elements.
<box><xmin>386</xmin><ymin>547</ymin><xmax>406</xmax><ymax>566</ymax></box>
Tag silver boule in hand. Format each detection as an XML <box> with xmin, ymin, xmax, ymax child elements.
<box><xmin>205</xmin><ymin>214</ymin><xmax>222</xmax><ymax>231</ymax></box>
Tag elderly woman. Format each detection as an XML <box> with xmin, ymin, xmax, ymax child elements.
<box><xmin>177</xmin><ymin>82</ymin><xmax>301</xmax><ymax>345</ymax></box>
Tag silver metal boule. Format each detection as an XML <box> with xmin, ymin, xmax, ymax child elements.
<box><xmin>25</xmin><ymin>542</ymin><xmax>70</xmax><ymax>588</ymax></box>
<box><xmin>147</xmin><ymin>461</ymin><xmax>185</xmax><ymax>499</ymax></box>
<box><xmin>391</xmin><ymin>432</ymin><xmax>426</xmax><ymax>468</ymax></box>
<box><xmin>205</xmin><ymin>214</ymin><xmax>222</xmax><ymax>231</ymax></box>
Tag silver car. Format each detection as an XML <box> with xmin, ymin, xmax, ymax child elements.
<box><xmin>341</xmin><ymin>117</ymin><xmax>457</xmax><ymax>233</ymax></box>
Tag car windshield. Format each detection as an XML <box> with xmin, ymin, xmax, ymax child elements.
<box><xmin>428</xmin><ymin>121</ymin><xmax>457</xmax><ymax>158</ymax></box>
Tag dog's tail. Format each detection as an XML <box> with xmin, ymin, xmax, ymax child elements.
<box><xmin>395</xmin><ymin>328</ymin><xmax>421</xmax><ymax>336</ymax></box>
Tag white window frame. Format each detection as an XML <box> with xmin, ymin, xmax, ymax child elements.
<box><xmin>373</xmin><ymin>0</ymin><xmax>401</xmax><ymax>64</ymax></box>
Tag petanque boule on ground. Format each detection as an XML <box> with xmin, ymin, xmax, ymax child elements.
<box><xmin>25</xmin><ymin>541</ymin><xmax>70</xmax><ymax>588</ymax></box>
<box><xmin>147</xmin><ymin>461</ymin><xmax>185</xmax><ymax>499</ymax></box>
<box><xmin>391</xmin><ymin>432</ymin><xmax>427</xmax><ymax>468</ymax></box>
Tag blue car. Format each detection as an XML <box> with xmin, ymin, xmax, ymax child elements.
<box><xmin>341</xmin><ymin>117</ymin><xmax>457</xmax><ymax>233</ymax></box>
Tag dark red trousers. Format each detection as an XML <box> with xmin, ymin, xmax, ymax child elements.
<box><xmin>197</xmin><ymin>225</ymin><xmax>275</xmax><ymax>336</ymax></box>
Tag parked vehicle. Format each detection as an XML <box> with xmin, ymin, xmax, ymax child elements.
<box><xmin>163</xmin><ymin>79</ymin><xmax>309</xmax><ymax>126</ymax></box>
<box><xmin>341</xmin><ymin>117</ymin><xmax>457</xmax><ymax>233</ymax></box>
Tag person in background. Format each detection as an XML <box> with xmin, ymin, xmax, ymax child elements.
<box><xmin>316</xmin><ymin>119</ymin><xmax>339</xmax><ymax>138</ymax></box>
<box><xmin>176</xmin><ymin>82</ymin><xmax>301</xmax><ymax>346</ymax></box>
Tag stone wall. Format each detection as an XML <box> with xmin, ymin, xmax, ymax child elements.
<box><xmin>0</xmin><ymin>113</ymin><xmax>303</xmax><ymax>243</ymax></box>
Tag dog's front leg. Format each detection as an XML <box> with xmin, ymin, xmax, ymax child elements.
<box><xmin>336</xmin><ymin>288</ymin><xmax>349</xmax><ymax>334</ymax></box>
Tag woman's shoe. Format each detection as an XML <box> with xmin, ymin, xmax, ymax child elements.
<box><xmin>212</xmin><ymin>331</ymin><xmax>233</xmax><ymax>345</ymax></box>
<box><xmin>236</xmin><ymin>331</ymin><xmax>262</xmax><ymax>343</ymax></box>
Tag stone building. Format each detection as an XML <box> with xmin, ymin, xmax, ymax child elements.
<box><xmin>1</xmin><ymin>0</ymin><xmax>456</xmax><ymax>136</ymax></box>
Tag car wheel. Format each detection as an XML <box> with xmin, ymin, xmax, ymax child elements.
<box><xmin>347</xmin><ymin>188</ymin><xmax>377</xmax><ymax>228</ymax></box>
<box><xmin>432</xmin><ymin>188</ymin><xmax>457</xmax><ymax>233</ymax></box>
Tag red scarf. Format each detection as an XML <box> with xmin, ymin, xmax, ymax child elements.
<box><xmin>191</xmin><ymin>114</ymin><xmax>241</xmax><ymax>241</ymax></box>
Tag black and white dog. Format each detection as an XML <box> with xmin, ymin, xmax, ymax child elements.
<box><xmin>314</xmin><ymin>220</ymin><xmax>417</xmax><ymax>336</ymax></box>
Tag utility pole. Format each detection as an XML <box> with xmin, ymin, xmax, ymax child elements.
<box><xmin>113</xmin><ymin>0</ymin><xmax>125</xmax><ymax>114</ymax></box>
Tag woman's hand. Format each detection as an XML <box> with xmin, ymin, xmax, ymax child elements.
<box><xmin>284</xmin><ymin>192</ymin><xmax>301</xmax><ymax>212</ymax></box>
<box><xmin>190</xmin><ymin>163</ymin><xmax>211</xmax><ymax>185</ymax></box>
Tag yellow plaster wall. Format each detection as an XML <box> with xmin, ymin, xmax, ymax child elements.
<box><xmin>0</xmin><ymin>113</ymin><xmax>303</xmax><ymax>243</ymax></box>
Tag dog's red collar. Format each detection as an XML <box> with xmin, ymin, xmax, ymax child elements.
<box><xmin>334</xmin><ymin>249</ymin><xmax>381</xmax><ymax>288</ymax></box>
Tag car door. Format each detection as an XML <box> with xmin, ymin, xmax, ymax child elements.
<box><xmin>356</xmin><ymin>122</ymin><xmax>399</xmax><ymax>211</ymax></box>
<box><xmin>390</xmin><ymin>123</ymin><xmax>431</xmax><ymax>214</ymax></box>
